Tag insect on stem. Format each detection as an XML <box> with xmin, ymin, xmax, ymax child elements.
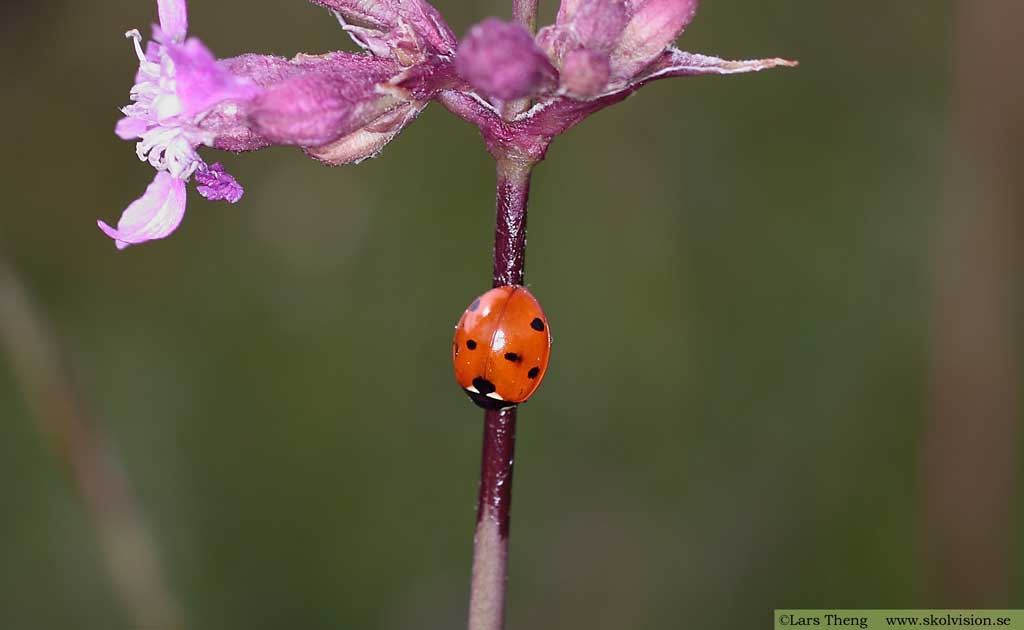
<box><xmin>466</xmin><ymin>157</ymin><xmax>536</xmax><ymax>630</ymax></box>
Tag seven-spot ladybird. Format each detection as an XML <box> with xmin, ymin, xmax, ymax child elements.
<box><xmin>452</xmin><ymin>286</ymin><xmax>551</xmax><ymax>408</ymax></box>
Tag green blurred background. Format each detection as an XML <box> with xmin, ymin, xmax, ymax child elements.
<box><xmin>2</xmin><ymin>0</ymin><xmax>1021</xmax><ymax>628</ymax></box>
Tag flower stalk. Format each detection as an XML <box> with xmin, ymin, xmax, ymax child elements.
<box><xmin>468</xmin><ymin>406</ymin><xmax>518</xmax><ymax>630</ymax></box>
<box><xmin>508</xmin><ymin>0</ymin><xmax>539</xmax><ymax>117</ymax></box>
<box><xmin>492</xmin><ymin>158</ymin><xmax>534</xmax><ymax>287</ymax></box>
<box><xmin>467</xmin><ymin>154</ymin><xmax>535</xmax><ymax>630</ymax></box>
<box><xmin>512</xmin><ymin>0</ymin><xmax>539</xmax><ymax>33</ymax></box>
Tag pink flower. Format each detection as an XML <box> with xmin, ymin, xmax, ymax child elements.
<box><xmin>102</xmin><ymin>0</ymin><xmax>794</xmax><ymax>249</ymax></box>
<box><xmin>100</xmin><ymin>0</ymin><xmax>259</xmax><ymax>249</ymax></box>
<box><xmin>101</xmin><ymin>0</ymin><xmax>456</xmax><ymax>249</ymax></box>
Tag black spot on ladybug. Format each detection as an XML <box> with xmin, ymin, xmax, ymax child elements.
<box><xmin>504</xmin><ymin>352</ymin><xmax>520</xmax><ymax>362</ymax></box>
<box><xmin>464</xmin><ymin>389</ymin><xmax>516</xmax><ymax>410</ymax></box>
<box><xmin>527</xmin><ymin>367</ymin><xmax>540</xmax><ymax>379</ymax></box>
<box><xmin>472</xmin><ymin>377</ymin><xmax>496</xmax><ymax>394</ymax></box>
<box><xmin>469</xmin><ymin>299</ymin><xmax>481</xmax><ymax>312</ymax></box>
<box><xmin>466</xmin><ymin>339</ymin><xmax>477</xmax><ymax>350</ymax></box>
<box><xmin>530</xmin><ymin>318</ymin><xmax>545</xmax><ymax>332</ymax></box>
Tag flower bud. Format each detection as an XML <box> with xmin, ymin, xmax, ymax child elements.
<box><xmin>248</xmin><ymin>54</ymin><xmax>403</xmax><ymax>147</ymax></box>
<box><xmin>455</xmin><ymin>18</ymin><xmax>557</xmax><ymax>101</ymax></box>
<box><xmin>610</xmin><ymin>0</ymin><xmax>698</xmax><ymax>78</ymax></box>
<box><xmin>561</xmin><ymin>49</ymin><xmax>611</xmax><ymax>99</ymax></box>
<box><xmin>572</xmin><ymin>0</ymin><xmax>629</xmax><ymax>54</ymax></box>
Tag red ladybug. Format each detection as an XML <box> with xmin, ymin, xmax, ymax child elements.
<box><xmin>452</xmin><ymin>286</ymin><xmax>552</xmax><ymax>408</ymax></box>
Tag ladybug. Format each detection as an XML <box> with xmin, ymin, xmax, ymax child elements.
<box><xmin>452</xmin><ymin>286</ymin><xmax>552</xmax><ymax>409</ymax></box>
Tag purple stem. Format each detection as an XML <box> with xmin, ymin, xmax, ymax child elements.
<box><xmin>493</xmin><ymin>159</ymin><xmax>532</xmax><ymax>287</ymax></box>
<box><xmin>467</xmin><ymin>158</ymin><xmax>534</xmax><ymax>630</ymax></box>
<box><xmin>513</xmin><ymin>0</ymin><xmax>539</xmax><ymax>33</ymax></box>
<box><xmin>468</xmin><ymin>407</ymin><xmax>517</xmax><ymax>630</ymax></box>
<box><xmin>505</xmin><ymin>0</ymin><xmax>540</xmax><ymax>120</ymax></box>
<box><xmin>466</xmin><ymin>0</ymin><xmax>539</xmax><ymax>617</ymax></box>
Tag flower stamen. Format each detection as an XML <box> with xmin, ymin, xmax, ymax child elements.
<box><xmin>125</xmin><ymin>29</ymin><xmax>147</xmax><ymax>63</ymax></box>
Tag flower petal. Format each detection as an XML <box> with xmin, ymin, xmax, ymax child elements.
<box><xmin>115</xmin><ymin>116</ymin><xmax>151</xmax><ymax>140</ymax></box>
<box><xmin>455</xmin><ymin>18</ymin><xmax>557</xmax><ymax>101</ymax></box>
<box><xmin>164</xmin><ymin>38</ymin><xmax>261</xmax><ymax>119</ymax></box>
<box><xmin>158</xmin><ymin>0</ymin><xmax>188</xmax><ymax>43</ymax></box>
<box><xmin>98</xmin><ymin>172</ymin><xmax>187</xmax><ymax>249</ymax></box>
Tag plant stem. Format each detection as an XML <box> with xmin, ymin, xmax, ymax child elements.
<box><xmin>492</xmin><ymin>159</ymin><xmax>533</xmax><ymax>287</ymax></box>
<box><xmin>468</xmin><ymin>406</ymin><xmax>517</xmax><ymax>630</ymax></box>
<box><xmin>512</xmin><ymin>0</ymin><xmax>539</xmax><ymax>33</ymax></box>
<box><xmin>467</xmin><ymin>158</ymin><xmax>535</xmax><ymax>630</ymax></box>
<box><xmin>468</xmin><ymin>0</ymin><xmax>540</xmax><ymax>615</ymax></box>
<box><xmin>503</xmin><ymin>0</ymin><xmax>540</xmax><ymax>121</ymax></box>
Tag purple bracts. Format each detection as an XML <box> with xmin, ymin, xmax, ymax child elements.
<box><xmin>101</xmin><ymin>0</ymin><xmax>794</xmax><ymax>249</ymax></box>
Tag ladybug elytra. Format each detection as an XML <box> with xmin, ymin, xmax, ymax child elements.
<box><xmin>452</xmin><ymin>286</ymin><xmax>551</xmax><ymax>408</ymax></box>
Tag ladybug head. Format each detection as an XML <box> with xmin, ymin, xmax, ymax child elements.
<box><xmin>465</xmin><ymin>377</ymin><xmax>517</xmax><ymax>409</ymax></box>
